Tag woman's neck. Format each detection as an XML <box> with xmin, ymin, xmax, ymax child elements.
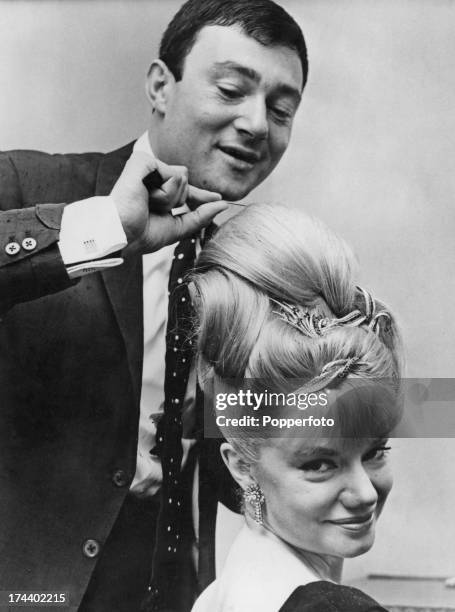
<box><xmin>292</xmin><ymin>545</ymin><xmax>343</xmax><ymax>583</ymax></box>
<box><xmin>245</xmin><ymin>514</ymin><xmax>343</xmax><ymax>583</ymax></box>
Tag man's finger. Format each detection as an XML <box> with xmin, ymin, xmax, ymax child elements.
<box><xmin>126</xmin><ymin>151</ymin><xmax>159</xmax><ymax>179</ymax></box>
<box><xmin>154</xmin><ymin>159</ymin><xmax>188</xmax><ymax>183</ymax></box>
<box><xmin>173</xmin><ymin>200</ymin><xmax>229</xmax><ymax>239</ymax></box>
<box><xmin>187</xmin><ymin>185</ymin><xmax>222</xmax><ymax>209</ymax></box>
<box><xmin>153</xmin><ymin>159</ymin><xmax>221</xmax><ymax>209</ymax></box>
<box><xmin>179</xmin><ymin>181</ymin><xmax>190</xmax><ymax>206</ymax></box>
<box><xmin>149</xmin><ymin>175</ymin><xmax>183</xmax><ymax>212</ymax></box>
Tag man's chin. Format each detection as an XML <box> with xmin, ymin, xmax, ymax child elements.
<box><xmin>193</xmin><ymin>171</ymin><xmax>260</xmax><ymax>201</ymax></box>
<box><xmin>191</xmin><ymin>161</ymin><xmax>266</xmax><ymax>200</ymax></box>
<box><xmin>217</xmin><ymin>182</ymin><xmax>256</xmax><ymax>202</ymax></box>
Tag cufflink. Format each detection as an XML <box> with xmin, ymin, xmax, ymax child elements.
<box><xmin>5</xmin><ymin>242</ymin><xmax>20</xmax><ymax>256</ymax></box>
<box><xmin>22</xmin><ymin>237</ymin><xmax>37</xmax><ymax>251</ymax></box>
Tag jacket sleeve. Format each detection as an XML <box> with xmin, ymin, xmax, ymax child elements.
<box><xmin>0</xmin><ymin>152</ymin><xmax>76</xmax><ymax>314</ymax></box>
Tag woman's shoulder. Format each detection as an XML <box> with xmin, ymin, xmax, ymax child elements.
<box><xmin>279</xmin><ymin>581</ymin><xmax>389</xmax><ymax>612</ymax></box>
<box><xmin>192</xmin><ymin>524</ymin><xmax>319</xmax><ymax>612</ymax></box>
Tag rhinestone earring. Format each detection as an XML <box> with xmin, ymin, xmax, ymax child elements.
<box><xmin>244</xmin><ymin>483</ymin><xmax>265</xmax><ymax>525</ymax></box>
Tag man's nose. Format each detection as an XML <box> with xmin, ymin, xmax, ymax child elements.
<box><xmin>339</xmin><ymin>465</ymin><xmax>378</xmax><ymax>510</ymax></box>
<box><xmin>234</xmin><ymin>96</ymin><xmax>269</xmax><ymax>141</ymax></box>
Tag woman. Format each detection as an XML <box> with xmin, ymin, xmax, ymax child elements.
<box><xmin>190</xmin><ymin>203</ymin><xmax>403</xmax><ymax>612</ymax></box>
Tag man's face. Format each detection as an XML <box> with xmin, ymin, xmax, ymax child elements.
<box><xmin>155</xmin><ymin>25</ymin><xmax>303</xmax><ymax>200</ymax></box>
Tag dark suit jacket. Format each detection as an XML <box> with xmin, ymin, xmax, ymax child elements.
<box><xmin>0</xmin><ymin>144</ymin><xmax>235</xmax><ymax>609</ymax></box>
<box><xmin>280</xmin><ymin>582</ymin><xmax>388</xmax><ymax>612</ymax></box>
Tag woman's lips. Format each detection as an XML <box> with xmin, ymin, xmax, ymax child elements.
<box><xmin>327</xmin><ymin>513</ymin><xmax>375</xmax><ymax>532</ymax></box>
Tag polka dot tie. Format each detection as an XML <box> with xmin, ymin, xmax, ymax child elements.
<box><xmin>143</xmin><ymin>235</ymin><xmax>197</xmax><ymax>611</ymax></box>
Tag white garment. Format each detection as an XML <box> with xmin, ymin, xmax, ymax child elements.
<box><xmin>129</xmin><ymin>233</ymin><xmax>176</xmax><ymax>495</ymax></box>
<box><xmin>58</xmin><ymin>196</ymin><xmax>126</xmax><ymax>277</ymax></box>
<box><xmin>192</xmin><ymin>522</ymin><xmax>319</xmax><ymax>612</ymax></box>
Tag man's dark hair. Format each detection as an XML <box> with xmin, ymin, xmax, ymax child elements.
<box><xmin>159</xmin><ymin>0</ymin><xmax>308</xmax><ymax>88</ymax></box>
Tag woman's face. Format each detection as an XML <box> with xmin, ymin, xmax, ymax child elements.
<box><xmin>253</xmin><ymin>436</ymin><xmax>393</xmax><ymax>559</ymax></box>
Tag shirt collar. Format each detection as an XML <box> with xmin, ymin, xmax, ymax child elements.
<box><xmin>134</xmin><ymin>131</ymin><xmax>154</xmax><ymax>156</ymax></box>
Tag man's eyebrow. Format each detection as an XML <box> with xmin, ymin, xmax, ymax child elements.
<box><xmin>211</xmin><ymin>61</ymin><xmax>302</xmax><ymax>104</ymax></box>
<box><xmin>276</xmin><ymin>83</ymin><xmax>302</xmax><ymax>105</ymax></box>
<box><xmin>211</xmin><ymin>61</ymin><xmax>259</xmax><ymax>81</ymax></box>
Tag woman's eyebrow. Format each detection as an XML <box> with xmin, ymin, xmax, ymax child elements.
<box><xmin>367</xmin><ymin>437</ymin><xmax>389</xmax><ymax>447</ymax></box>
<box><xmin>292</xmin><ymin>446</ymin><xmax>339</xmax><ymax>460</ymax></box>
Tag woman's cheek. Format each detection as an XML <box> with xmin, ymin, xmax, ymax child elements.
<box><xmin>372</xmin><ymin>466</ymin><xmax>394</xmax><ymax>513</ymax></box>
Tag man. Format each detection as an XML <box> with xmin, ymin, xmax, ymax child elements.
<box><xmin>0</xmin><ymin>1</ymin><xmax>307</xmax><ymax>610</ymax></box>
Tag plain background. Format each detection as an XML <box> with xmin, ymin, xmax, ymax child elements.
<box><xmin>1</xmin><ymin>0</ymin><xmax>454</xmax><ymax>582</ymax></box>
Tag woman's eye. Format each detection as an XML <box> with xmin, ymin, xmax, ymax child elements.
<box><xmin>300</xmin><ymin>459</ymin><xmax>336</xmax><ymax>473</ymax></box>
<box><xmin>364</xmin><ymin>446</ymin><xmax>391</xmax><ymax>462</ymax></box>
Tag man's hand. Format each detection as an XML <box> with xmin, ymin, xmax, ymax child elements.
<box><xmin>111</xmin><ymin>151</ymin><xmax>228</xmax><ymax>254</ymax></box>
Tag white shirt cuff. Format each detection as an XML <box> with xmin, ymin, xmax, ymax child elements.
<box><xmin>66</xmin><ymin>257</ymin><xmax>124</xmax><ymax>279</ymax></box>
<box><xmin>58</xmin><ymin>196</ymin><xmax>127</xmax><ymax>265</ymax></box>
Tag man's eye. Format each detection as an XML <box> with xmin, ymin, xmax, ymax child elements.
<box><xmin>363</xmin><ymin>446</ymin><xmax>391</xmax><ymax>463</ymax></box>
<box><xmin>300</xmin><ymin>459</ymin><xmax>336</xmax><ymax>473</ymax></box>
<box><xmin>217</xmin><ymin>86</ymin><xmax>242</xmax><ymax>100</ymax></box>
<box><xmin>269</xmin><ymin>106</ymin><xmax>293</xmax><ymax>124</ymax></box>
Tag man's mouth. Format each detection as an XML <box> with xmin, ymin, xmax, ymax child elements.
<box><xmin>217</xmin><ymin>144</ymin><xmax>261</xmax><ymax>167</ymax></box>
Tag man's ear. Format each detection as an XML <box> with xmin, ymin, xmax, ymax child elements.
<box><xmin>145</xmin><ymin>59</ymin><xmax>175</xmax><ymax>114</ymax></box>
<box><xmin>220</xmin><ymin>442</ymin><xmax>255</xmax><ymax>491</ymax></box>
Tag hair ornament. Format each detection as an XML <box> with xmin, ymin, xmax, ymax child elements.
<box><xmin>271</xmin><ymin>302</ymin><xmax>326</xmax><ymax>337</ymax></box>
<box><xmin>357</xmin><ymin>285</ymin><xmax>374</xmax><ymax>320</ymax></box>
<box><xmin>273</xmin><ymin>287</ymin><xmax>391</xmax><ymax>340</ymax></box>
<box><xmin>369</xmin><ymin>310</ymin><xmax>391</xmax><ymax>333</ymax></box>
<box><xmin>355</xmin><ymin>286</ymin><xmax>392</xmax><ymax>334</ymax></box>
<box><xmin>272</xmin><ymin>300</ymin><xmax>365</xmax><ymax>338</ymax></box>
<box><xmin>321</xmin><ymin>356</ymin><xmax>362</xmax><ymax>379</ymax></box>
<box><xmin>292</xmin><ymin>356</ymin><xmax>363</xmax><ymax>395</ymax></box>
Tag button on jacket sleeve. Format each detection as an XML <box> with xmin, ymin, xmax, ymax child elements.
<box><xmin>0</xmin><ymin>150</ymin><xmax>125</xmax><ymax>313</ymax></box>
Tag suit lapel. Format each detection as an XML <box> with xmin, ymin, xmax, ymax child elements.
<box><xmin>95</xmin><ymin>142</ymin><xmax>144</xmax><ymax>407</ymax></box>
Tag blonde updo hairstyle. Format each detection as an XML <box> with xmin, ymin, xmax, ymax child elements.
<box><xmin>191</xmin><ymin>203</ymin><xmax>403</xmax><ymax>464</ymax></box>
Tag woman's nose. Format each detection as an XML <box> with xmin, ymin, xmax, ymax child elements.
<box><xmin>339</xmin><ymin>465</ymin><xmax>378</xmax><ymax>510</ymax></box>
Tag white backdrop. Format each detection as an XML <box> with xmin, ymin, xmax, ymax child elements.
<box><xmin>1</xmin><ymin>0</ymin><xmax>454</xmax><ymax>581</ymax></box>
